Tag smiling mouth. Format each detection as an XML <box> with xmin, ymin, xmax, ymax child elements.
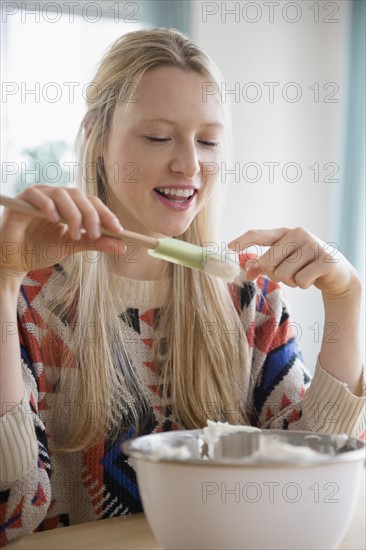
<box><xmin>154</xmin><ymin>187</ymin><xmax>197</xmax><ymax>203</ymax></box>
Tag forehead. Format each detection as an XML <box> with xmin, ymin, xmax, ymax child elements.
<box><xmin>120</xmin><ymin>66</ymin><xmax>225</xmax><ymax>127</ymax></box>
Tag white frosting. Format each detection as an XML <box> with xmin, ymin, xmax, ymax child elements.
<box><xmin>247</xmin><ymin>440</ymin><xmax>330</xmax><ymax>463</ymax></box>
<box><xmin>200</xmin><ymin>420</ymin><xmax>261</xmax><ymax>458</ymax></box>
<box><xmin>135</xmin><ymin>421</ymin><xmax>345</xmax><ymax>464</ymax></box>
<box><xmin>331</xmin><ymin>433</ymin><xmax>349</xmax><ymax>451</ymax></box>
<box><xmin>147</xmin><ymin>440</ymin><xmax>192</xmax><ymax>462</ymax></box>
<box><xmin>203</xmin><ymin>255</ymin><xmax>241</xmax><ymax>282</ymax></box>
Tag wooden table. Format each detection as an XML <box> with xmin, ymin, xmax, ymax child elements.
<box><xmin>8</xmin><ymin>482</ymin><xmax>365</xmax><ymax>549</ymax></box>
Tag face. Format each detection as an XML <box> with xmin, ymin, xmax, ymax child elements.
<box><xmin>102</xmin><ymin>66</ymin><xmax>225</xmax><ymax>238</ymax></box>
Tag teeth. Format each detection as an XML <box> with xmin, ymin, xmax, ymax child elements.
<box><xmin>157</xmin><ymin>187</ymin><xmax>195</xmax><ymax>198</ymax></box>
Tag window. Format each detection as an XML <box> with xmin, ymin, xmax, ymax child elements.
<box><xmin>1</xmin><ymin>1</ymin><xmax>143</xmax><ymax>194</ymax></box>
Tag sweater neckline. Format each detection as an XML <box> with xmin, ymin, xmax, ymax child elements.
<box><xmin>110</xmin><ymin>274</ymin><xmax>169</xmax><ymax>309</ymax></box>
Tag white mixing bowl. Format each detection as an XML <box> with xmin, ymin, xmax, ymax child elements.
<box><xmin>123</xmin><ymin>428</ymin><xmax>365</xmax><ymax>550</ymax></box>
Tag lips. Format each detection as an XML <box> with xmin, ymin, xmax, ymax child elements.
<box><xmin>153</xmin><ymin>187</ymin><xmax>197</xmax><ymax>211</ymax></box>
<box><xmin>155</xmin><ymin>187</ymin><xmax>196</xmax><ymax>201</ymax></box>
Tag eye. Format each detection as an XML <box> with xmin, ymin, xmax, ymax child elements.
<box><xmin>144</xmin><ymin>136</ymin><xmax>170</xmax><ymax>143</ymax></box>
<box><xmin>198</xmin><ymin>140</ymin><xmax>219</xmax><ymax>147</ymax></box>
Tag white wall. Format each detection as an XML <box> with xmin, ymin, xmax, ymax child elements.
<box><xmin>192</xmin><ymin>0</ymin><xmax>351</xmax><ymax>372</ymax></box>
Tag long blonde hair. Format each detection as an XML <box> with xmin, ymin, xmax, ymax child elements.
<box><xmin>45</xmin><ymin>28</ymin><xmax>251</xmax><ymax>451</ymax></box>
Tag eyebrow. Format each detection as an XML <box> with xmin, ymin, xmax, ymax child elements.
<box><xmin>138</xmin><ymin>118</ymin><xmax>224</xmax><ymax>128</ymax></box>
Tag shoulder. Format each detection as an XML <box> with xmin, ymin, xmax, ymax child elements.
<box><xmin>21</xmin><ymin>264</ymin><xmax>65</xmax><ymax>292</ymax></box>
<box><xmin>18</xmin><ymin>265</ymin><xmax>65</xmax><ymax>316</ymax></box>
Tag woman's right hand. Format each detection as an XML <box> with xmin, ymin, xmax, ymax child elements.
<box><xmin>0</xmin><ymin>185</ymin><xmax>125</xmax><ymax>283</ymax></box>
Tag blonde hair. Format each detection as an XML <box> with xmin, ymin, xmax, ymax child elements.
<box><xmin>45</xmin><ymin>28</ymin><xmax>251</xmax><ymax>451</ymax></box>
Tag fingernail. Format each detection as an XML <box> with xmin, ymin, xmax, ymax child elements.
<box><xmin>111</xmin><ymin>217</ymin><xmax>123</xmax><ymax>232</ymax></box>
<box><xmin>50</xmin><ymin>210</ymin><xmax>60</xmax><ymax>222</ymax></box>
<box><xmin>90</xmin><ymin>224</ymin><xmax>101</xmax><ymax>239</ymax></box>
<box><xmin>246</xmin><ymin>260</ymin><xmax>259</xmax><ymax>269</ymax></box>
<box><xmin>244</xmin><ymin>268</ymin><xmax>258</xmax><ymax>282</ymax></box>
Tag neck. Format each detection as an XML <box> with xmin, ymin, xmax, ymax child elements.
<box><xmin>107</xmin><ymin>240</ymin><xmax>165</xmax><ymax>280</ymax></box>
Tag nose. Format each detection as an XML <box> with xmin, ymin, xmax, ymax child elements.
<box><xmin>169</xmin><ymin>140</ymin><xmax>201</xmax><ymax>178</ymax></box>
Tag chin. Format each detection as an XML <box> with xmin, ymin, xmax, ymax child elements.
<box><xmin>151</xmin><ymin>217</ymin><xmax>194</xmax><ymax>238</ymax></box>
<box><xmin>157</xmin><ymin>223</ymin><xmax>193</xmax><ymax>238</ymax></box>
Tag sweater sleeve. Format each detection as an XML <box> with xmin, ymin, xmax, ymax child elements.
<box><xmin>247</xmin><ymin>277</ymin><xmax>366</xmax><ymax>439</ymax></box>
<box><xmin>0</xmin><ymin>391</ymin><xmax>38</xmax><ymax>482</ymax></box>
<box><xmin>0</xmin><ymin>283</ymin><xmax>52</xmax><ymax>547</ymax></box>
<box><xmin>295</xmin><ymin>357</ymin><xmax>366</xmax><ymax>437</ymax></box>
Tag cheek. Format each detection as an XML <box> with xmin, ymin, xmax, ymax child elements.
<box><xmin>118</xmin><ymin>147</ymin><xmax>163</xmax><ymax>185</ymax></box>
<box><xmin>194</xmin><ymin>171</ymin><xmax>221</xmax><ymax>216</ymax></box>
<box><xmin>104</xmin><ymin>145</ymin><xmax>139</xmax><ymax>187</ymax></box>
<box><xmin>203</xmin><ymin>171</ymin><xmax>220</xmax><ymax>198</ymax></box>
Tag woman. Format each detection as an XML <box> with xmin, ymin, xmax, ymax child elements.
<box><xmin>0</xmin><ymin>28</ymin><xmax>364</xmax><ymax>544</ymax></box>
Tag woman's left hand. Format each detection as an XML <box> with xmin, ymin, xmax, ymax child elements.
<box><xmin>228</xmin><ymin>227</ymin><xmax>361</xmax><ymax>299</ymax></box>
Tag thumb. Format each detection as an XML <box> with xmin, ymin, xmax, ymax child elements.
<box><xmin>240</xmin><ymin>254</ymin><xmax>261</xmax><ymax>281</ymax></box>
<box><xmin>62</xmin><ymin>233</ymin><xmax>127</xmax><ymax>258</ymax></box>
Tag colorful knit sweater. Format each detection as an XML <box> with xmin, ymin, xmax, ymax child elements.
<box><xmin>0</xmin><ymin>267</ymin><xmax>365</xmax><ymax>546</ymax></box>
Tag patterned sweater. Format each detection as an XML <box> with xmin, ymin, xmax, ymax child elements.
<box><xmin>0</xmin><ymin>266</ymin><xmax>365</xmax><ymax>546</ymax></box>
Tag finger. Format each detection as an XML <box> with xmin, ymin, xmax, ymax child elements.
<box><xmin>64</xmin><ymin>190</ymin><xmax>103</xmax><ymax>240</ymax></box>
<box><xmin>61</xmin><ymin>233</ymin><xmax>127</xmax><ymax>258</ymax></box>
<box><xmin>271</xmin><ymin>244</ymin><xmax>317</xmax><ymax>281</ymax></box>
<box><xmin>21</xmin><ymin>187</ymin><xmax>123</xmax><ymax>242</ymax></box>
<box><xmin>22</xmin><ymin>186</ymin><xmax>83</xmax><ymax>240</ymax></box>
<box><xmin>259</xmin><ymin>238</ymin><xmax>305</xmax><ymax>272</ymax></box>
<box><xmin>292</xmin><ymin>262</ymin><xmax>323</xmax><ymax>290</ymax></box>
<box><xmin>264</xmin><ymin>245</ymin><xmax>335</xmax><ymax>289</ymax></box>
<box><xmin>87</xmin><ymin>196</ymin><xmax>123</xmax><ymax>235</ymax></box>
<box><xmin>228</xmin><ymin>228</ymin><xmax>290</xmax><ymax>250</ymax></box>
<box><xmin>23</xmin><ymin>187</ymin><xmax>100</xmax><ymax>240</ymax></box>
<box><xmin>51</xmin><ymin>190</ymin><xmax>122</xmax><ymax>240</ymax></box>
<box><xmin>259</xmin><ymin>241</ymin><xmax>308</xmax><ymax>279</ymax></box>
<box><xmin>252</xmin><ymin>228</ymin><xmax>316</xmax><ymax>277</ymax></box>
<box><xmin>19</xmin><ymin>186</ymin><xmax>61</xmax><ymax>222</ymax></box>
<box><xmin>43</xmin><ymin>188</ymin><xmax>85</xmax><ymax>240</ymax></box>
<box><xmin>244</xmin><ymin>259</ymin><xmax>261</xmax><ymax>281</ymax></box>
